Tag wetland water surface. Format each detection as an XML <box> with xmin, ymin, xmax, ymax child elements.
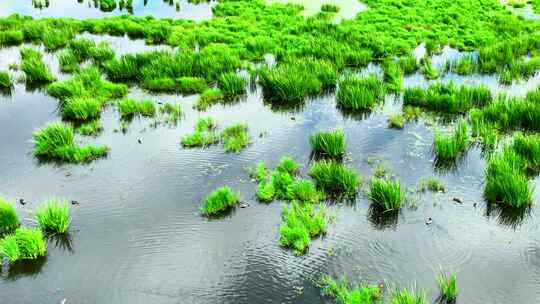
<box><xmin>1</xmin><ymin>1</ymin><xmax>540</xmax><ymax>304</ymax></box>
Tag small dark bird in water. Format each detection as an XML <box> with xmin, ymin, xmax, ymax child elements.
<box><xmin>71</xmin><ymin>200</ymin><xmax>79</xmax><ymax>205</ymax></box>
<box><xmin>426</xmin><ymin>217</ymin><xmax>433</xmax><ymax>225</ymax></box>
<box><xmin>137</xmin><ymin>139</ymin><xmax>142</xmax><ymax>144</ymax></box>
<box><xmin>452</xmin><ymin>197</ymin><xmax>463</xmax><ymax>204</ymax></box>
<box><xmin>290</xmin><ymin>117</ymin><xmax>296</xmax><ymax>120</ymax></box>
<box><xmin>19</xmin><ymin>199</ymin><xmax>26</xmax><ymax>205</ymax></box>
<box><xmin>473</xmin><ymin>202</ymin><xmax>477</xmax><ymax>208</ymax></box>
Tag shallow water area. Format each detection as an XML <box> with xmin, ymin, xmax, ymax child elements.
<box><xmin>0</xmin><ymin>0</ymin><xmax>215</xmax><ymax>20</ymax></box>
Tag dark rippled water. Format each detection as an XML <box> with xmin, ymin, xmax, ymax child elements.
<box><xmin>1</xmin><ymin>5</ymin><xmax>540</xmax><ymax>304</ymax></box>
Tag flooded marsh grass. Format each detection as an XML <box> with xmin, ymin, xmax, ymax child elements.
<box><xmin>2</xmin><ymin>0</ymin><xmax>540</xmax><ymax>303</ymax></box>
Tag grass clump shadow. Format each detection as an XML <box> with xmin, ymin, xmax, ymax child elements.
<box><xmin>200</xmin><ymin>186</ymin><xmax>239</xmax><ymax>216</ymax></box>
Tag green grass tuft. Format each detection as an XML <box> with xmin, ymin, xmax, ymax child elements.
<box><xmin>160</xmin><ymin>102</ymin><xmax>182</xmax><ymax>124</ymax></box>
<box><xmin>390</xmin><ymin>288</ymin><xmax>427</xmax><ymax>304</ymax></box>
<box><xmin>20</xmin><ymin>48</ymin><xmax>54</xmax><ymax>84</ymax></box>
<box><xmin>309</xmin><ymin>160</ymin><xmax>360</xmax><ymax>199</ymax></box>
<box><xmin>200</xmin><ymin>186</ymin><xmax>239</xmax><ymax>216</ymax></box>
<box><xmin>279</xmin><ymin>202</ymin><xmax>327</xmax><ymax>255</ymax></box>
<box><xmin>310</xmin><ymin>129</ymin><xmax>346</xmax><ymax>159</ymax></box>
<box><xmin>437</xmin><ymin>271</ymin><xmax>458</xmax><ymax>302</ymax></box>
<box><xmin>485</xmin><ymin>149</ymin><xmax>532</xmax><ymax>207</ymax></box>
<box><xmin>33</xmin><ymin>121</ymin><xmax>108</xmax><ymax>163</ymax></box>
<box><xmin>221</xmin><ymin>123</ymin><xmax>250</xmax><ymax>152</ymax></box>
<box><xmin>181</xmin><ymin>117</ymin><xmax>220</xmax><ymax>148</ymax></box>
<box><xmin>369</xmin><ymin>178</ymin><xmax>403</xmax><ymax>211</ymax></box>
<box><xmin>194</xmin><ymin>88</ymin><xmax>224</xmax><ymax>111</ymax></box>
<box><xmin>419</xmin><ymin>177</ymin><xmax>445</xmax><ymax>192</ymax></box>
<box><xmin>433</xmin><ymin>120</ymin><xmax>470</xmax><ymax>161</ymax></box>
<box><xmin>337</xmin><ymin>74</ymin><xmax>385</xmax><ymax>111</ymax></box>
<box><xmin>320</xmin><ymin>275</ymin><xmax>381</xmax><ymax>304</ymax></box>
<box><xmin>0</xmin><ymin>198</ymin><xmax>20</xmax><ymax>234</ymax></box>
<box><xmin>0</xmin><ymin>71</ymin><xmax>13</xmax><ymax>89</ymax></box>
<box><xmin>61</xmin><ymin>97</ymin><xmax>103</xmax><ymax>121</ymax></box>
<box><xmin>36</xmin><ymin>199</ymin><xmax>70</xmax><ymax>233</ymax></box>
<box><xmin>118</xmin><ymin>98</ymin><xmax>156</xmax><ymax>118</ymax></box>
<box><xmin>218</xmin><ymin>72</ymin><xmax>247</xmax><ymax>97</ymax></box>
<box><xmin>388</xmin><ymin>114</ymin><xmax>405</xmax><ymax>129</ymax></box>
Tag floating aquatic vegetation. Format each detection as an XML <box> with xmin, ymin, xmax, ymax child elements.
<box><xmin>309</xmin><ymin>160</ymin><xmax>360</xmax><ymax>199</ymax></box>
<box><xmin>279</xmin><ymin>201</ymin><xmax>327</xmax><ymax>255</ymax></box>
<box><xmin>369</xmin><ymin>177</ymin><xmax>403</xmax><ymax>211</ymax></box>
<box><xmin>418</xmin><ymin>177</ymin><xmax>445</xmax><ymax>192</ymax></box>
<box><xmin>221</xmin><ymin>123</ymin><xmax>250</xmax><ymax>152</ymax></box>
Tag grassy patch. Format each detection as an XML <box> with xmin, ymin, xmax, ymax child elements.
<box><xmin>403</xmin><ymin>82</ymin><xmax>492</xmax><ymax>114</ymax></box>
<box><xmin>0</xmin><ymin>198</ymin><xmax>20</xmax><ymax>234</ymax></box>
<box><xmin>221</xmin><ymin>123</ymin><xmax>250</xmax><ymax>152</ymax></box>
<box><xmin>194</xmin><ymin>88</ymin><xmax>225</xmax><ymax>111</ymax></box>
<box><xmin>279</xmin><ymin>202</ymin><xmax>327</xmax><ymax>255</ymax></box>
<box><xmin>36</xmin><ymin>200</ymin><xmax>70</xmax><ymax>233</ymax></box>
<box><xmin>33</xmin><ymin>121</ymin><xmax>108</xmax><ymax>163</ymax></box>
<box><xmin>0</xmin><ymin>228</ymin><xmax>46</xmax><ymax>262</ymax></box>
<box><xmin>319</xmin><ymin>275</ymin><xmax>381</xmax><ymax>304</ymax></box>
<box><xmin>0</xmin><ymin>71</ymin><xmax>13</xmax><ymax>89</ymax></box>
<box><xmin>61</xmin><ymin>97</ymin><xmax>103</xmax><ymax>121</ymax></box>
<box><xmin>390</xmin><ymin>288</ymin><xmax>427</xmax><ymax>304</ymax></box>
<box><xmin>337</xmin><ymin>74</ymin><xmax>385</xmax><ymax>111</ymax></box>
<box><xmin>118</xmin><ymin>98</ymin><xmax>156</xmax><ymax>118</ymax></box>
<box><xmin>310</xmin><ymin>129</ymin><xmax>346</xmax><ymax>159</ymax></box>
<box><xmin>218</xmin><ymin>72</ymin><xmax>247</xmax><ymax>97</ymax></box>
<box><xmin>160</xmin><ymin>102</ymin><xmax>182</xmax><ymax>124</ymax></box>
<box><xmin>77</xmin><ymin>120</ymin><xmax>104</xmax><ymax>136</ymax></box>
<box><xmin>259</xmin><ymin>58</ymin><xmax>336</xmax><ymax>102</ymax></box>
<box><xmin>433</xmin><ymin>120</ymin><xmax>470</xmax><ymax>161</ymax></box>
<box><xmin>200</xmin><ymin>186</ymin><xmax>239</xmax><ymax>216</ymax></box>
<box><xmin>369</xmin><ymin>178</ymin><xmax>403</xmax><ymax>211</ymax></box>
<box><xmin>419</xmin><ymin>177</ymin><xmax>445</xmax><ymax>192</ymax></box>
<box><xmin>309</xmin><ymin>160</ymin><xmax>360</xmax><ymax>199</ymax></box>
<box><xmin>20</xmin><ymin>48</ymin><xmax>54</xmax><ymax>84</ymax></box>
<box><xmin>485</xmin><ymin>149</ymin><xmax>532</xmax><ymax>207</ymax></box>
<box><xmin>181</xmin><ymin>117</ymin><xmax>220</xmax><ymax>148</ymax></box>
<box><xmin>388</xmin><ymin>114</ymin><xmax>405</xmax><ymax>129</ymax></box>
<box><xmin>437</xmin><ymin>271</ymin><xmax>458</xmax><ymax>302</ymax></box>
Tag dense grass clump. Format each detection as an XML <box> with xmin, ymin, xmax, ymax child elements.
<box><xmin>471</xmin><ymin>95</ymin><xmax>540</xmax><ymax>132</ymax></box>
<box><xmin>200</xmin><ymin>186</ymin><xmax>239</xmax><ymax>216</ymax></box>
<box><xmin>20</xmin><ymin>48</ymin><xmax>54</xmax><ymax>84</ymax></box>
<box><xmin>279</xmin><ymin>202</ymin><xmax>327</xmax><ymax>255</ymax></box>
<box><xmin>452</xmin><ymin>55</ymin><xmax>476</xmax><ymax>75</ymax></box>
<box><xmin>433</xmin><ymin>120</ymin><xmax>470</xmax><ymax>161</ymax></box>
<box><xmin>510</xmin><ymin>133</ymin><xmax>540</xmax><ymax>171</ymax></box>
<box><xmin>369</xmin><ymin>178</ymin><xmax>403</xmax><ymax>211</ymax></box>
<box><xmin>33</xmin><ymin>121</ymin><xmax>108</xmax><ymax>163</ymax></box>
<box><xmin>181</xmin><ymin>117</ymin><xmax>219</xmax><ymax>148</ymax></box>
<box><xmin>319</xmin><ymin>275</ymin><xmax>381</xmax><ymax>304</ymax></box>
<box><xmin>437</xmin><ymin>272</ymin><xmax>458</xmax><ymax>302</ymax></box>
<box><xmin>0</xmin><ymin>71</ymin><xmax>13</xmax><ymax>89</ymax></box>
<box><xmin>403</xmin><ymin>82</ymin><xmax>492</xmax><ymax>113</ymax></box>
<box><xmin>0</xmin><ymin>198</ymin><xmax>20</xmax><ymax>234</ymax></box>
<box><xmin>337</xmin><ymin>74</ymin><xmax>385</xmax><ymax>111</ymax></box>
<box><xmin>218</xmin><ymin>72</ymin><xmax>247</xmax><ymax>97</ymax></box>
<box><xmin>118</xmin><ymin>98</ymin><xmax>156</xmax><ymax>118</ymax></box>
<box><xmin>382</xmin><ymin>61</ymin><xmax>403</xmax><ymax>92</ymax></box>
<box><xmin>309</xmin><ymin>160</ymin><xmax>360</xmax><ymax>199</ymax></box>
<box><xmin>0</xmin><ymin>228</ymin><xmax>46</xmax><ymax>262</ymax></box>
<box><xmin>310</xmin><ymin>129</ymin><xmax>346</xmax><ymax>159</ymax></box>
<box><xmin>58</xmin><ymin>50</ymin><xmax>79</xmax><ymax>73</ymax></box>
<box><xmin>398</xmin><ymin>54</ymin><xmax>419</xmax><ymax>74</ymax></box>
<box><xmin>286</xmin><ymin>179</ymin><xmax>322</xmax><ymax>204</ymax></box>
<box><xmin>221</xmin><ymin>124</ymin><xmax>250</xmax><ymax>152</ymax></box>
<box><xmin>36</xmin><ymin>200</ymin><xmax>70</xmax><ymax>233</ymax></box>
<box><xmin>485</xmin><ymin>149</ymin><xmax>532</xmax><ymax>207</ymax></box>
<box><xmin>77</xmin><ymin>120</ymin><xmax>103</xmax><ymax>136</ymax></box>
<box><xmin>61</xmin><ymin>98</ymin><xmax>103</xmax><ymax>121</ymax></box>
<box><xmin>0</xmin><ymin>30</ymin><xmax>23</xmax><ymax>47</ymax></box>
<box><xmin>421</xmin><ymin>57</ymin><xmax>439</xmax><ymax>80</ymax></box>
<box><xmin>259</xmin><ymin>58</ymin><xmax>336</xmax><ymax>102</ymax></box>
